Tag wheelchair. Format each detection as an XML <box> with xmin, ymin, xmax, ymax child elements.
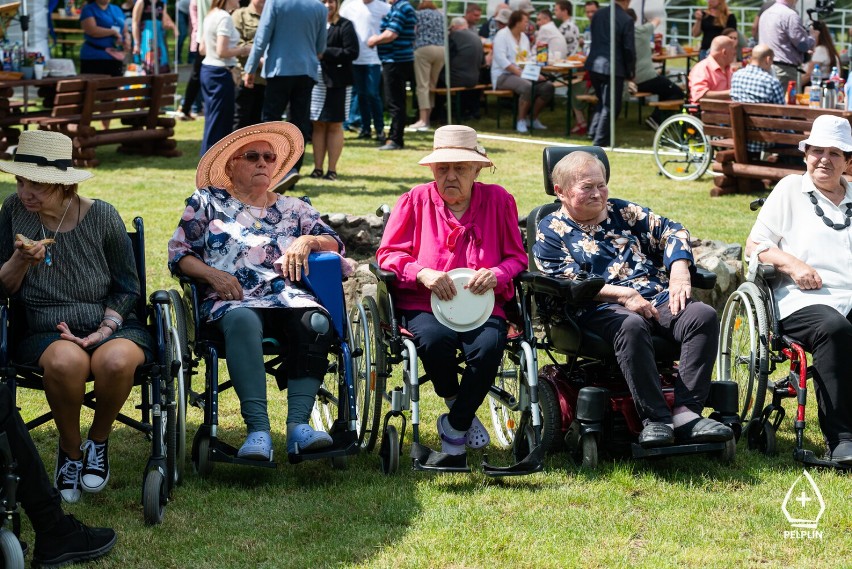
<box><xmin>652</xmin><ymin>104</ymin><xmax>712</xmax><ymax>182</ymax></box>
<box><xmin>0</xmin><ymin>217</ymin><xmax>187</xmax><ymax>525</ymax></box>
<box><xmin>350</xmin><ymin>207</ymin><xmax>545</xmax><ymax>477</ymax></box>
<box><xmin>0</xmin><ymin>433</ymin><xmax>24</xmax><ymax>569</ymax></box>
<box><xmin>526</xmin><ymin>146</ymin><xmax>741</xmax><ymax>469</ymax></box>
<box><xmin>717</xmin><ymin>209</ymin><xmax>851</xmax><ymax>471</ymax></box>
<box><xmin>179</xmin><ymin>252</ymin><xmax>360</xmax><ymax>474</ymax></box>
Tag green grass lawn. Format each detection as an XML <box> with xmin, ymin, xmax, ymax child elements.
<box><xmin>5</xmin><ymin>112</ymin><xmax>851</xmax><ymax>569</ymax></box>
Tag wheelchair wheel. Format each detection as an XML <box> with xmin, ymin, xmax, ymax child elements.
<box><xmin>489</xmin><ymin>348</ymin><xmax>525</xmax><ymax>449</ymax></box>
<box><xmin>747</xmin><ymin>418</ymin><xmax>777</xmax><ymax>456</ymax></box>
<box><xmin>349</xmin><ymin>301</ymin><xmax>381</xmax><ymax>450</ymax></box>
<box><xmin>312</xmin><ymin>354</ymin><xmax>342</xmax><ymax>433</ymax></box>
<box><xmin>379</xmin><ymin>424</ymin><xmax>399</xmax><ymax>475</ymax></box>
<box><xmin>193</xmin><ymin>433</ymin><xmax>214</xmax><ymax>477</ymax></box>
<box><xmin>0</xmin><ymin>528</ymin><xmax>24</xmax><ymax>569</ymax></box>
<box><xmin>717</xmin><ymin>438</ymin><xmax>736</xmax><ymax>465</ymax></box>
<box><xmin>653</xmin><ymin>113</ymin><xmax>712</xmax><ymax>181</ymax></box>
<box><xmin>142</xmin><ymin>469</ymin><xmax>167</xmax><ymax>525</ymax></box>
<box><xmin>579</xmin><ymin>433</ymin><xmax>598</xmax><ymax>470</ymax></box>
<box><xmin>167</xmin><ymin>289</ymin><xmax>189</xmax><ymax>486</ymax></box>
<box><xmin>536</xmin><ymin>379</ymin><xmax>561</xmax><ymax>453</ymax></box>
<box><xmin>718</xmin><ymin>283</ymin><xmax>769</xmax><ymax>423</ymax></box>
<box><xmin>361</xmin><ymin>296</ymin><xmax>386</xmax><ymax>452</ymax></box>
<box><xmin>330</xmin><ymin>455</ymin><xmax>348</xmax><ymax>470</ymax></box>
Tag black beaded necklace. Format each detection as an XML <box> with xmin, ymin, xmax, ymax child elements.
<box><xmin>807</xmin><ymin>191</ymin><xmax>852</xmax><ymax>231</ymax></box>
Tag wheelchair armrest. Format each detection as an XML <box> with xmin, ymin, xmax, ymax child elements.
<box><xmin>692</xmin><ymin>267</ymin><xmax>717</xmax><ymax>290</ymax></box>
<box><xmin>369</xmin><ymin>261</ymin><xmax>397</xmax><ymax>283</ymax></box>
<box><xmin>526</xmin><ymin>273</ymin><xmax>605</xmax><ymax>303</ymax></box>
<box><xmin>756</xmin><ymin>263</ymin><xmax>777</xmax><ymax>284</ymax></box>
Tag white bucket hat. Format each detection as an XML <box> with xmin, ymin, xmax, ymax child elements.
<box><xmin>0</xmin><ymin>130</ymin><xmax>93</xmax><ymax>185</ymax></box>
<box><xmin>494</xmin><ymin>8</ymin><xmax>512</xmax><ymax>24</ymax></box>
<box><xmin>419</xmin><ymin>125</ymin><xmax>493</xmax><ymax>166</ymax></box>
<box><xmin>798</xmin><ymin>115</ymin><xmax>852</xmax><ymax>153</ymax></box>
<box><xmin>510</xmin><ymin>0</ymin><xmax>535</xmax><ymax>14</ymax></box>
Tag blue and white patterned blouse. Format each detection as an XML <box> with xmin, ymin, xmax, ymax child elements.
<box><xmin>532</xmin><ymin>199</ymin><xmax>693</xmax><ymax>316</ymax></box>
<box><xmin>415</xmin><ymin>8</ymin><xmax>444</xmax><ymax>49</ymax></box>
<box><xmin>168</xmin><ymin>186</ymin><xmax>344</xmax><ymax>322</ymax></box>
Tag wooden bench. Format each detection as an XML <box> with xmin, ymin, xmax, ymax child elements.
<box><xmin>28</xmin><ymin>73</ymin><xmax>181</xmax><ymax>167</ymax></box>
<box><xmin>430</xmin><ymin>84</ymin><xmax>488</xmax><ymax>122</ymax></box>
<box><xmin>711</xmin><ymin>102</ymin><xmax>852</xmax><ymax>195</ymax></box>
<box><xmin>481</xmin><ymin>89</ymin><xmax>517</xmax><ymax>129</ymax></box>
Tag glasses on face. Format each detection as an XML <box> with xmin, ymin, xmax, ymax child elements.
<box><xmin>232</xmin><ymin>151</ymin><xmax>277</xmax><ymax>163</ymax></box>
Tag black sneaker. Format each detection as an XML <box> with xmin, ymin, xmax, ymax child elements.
<box><xmin>80</xmin><ymin>439</ymin><xmax>109</xmax><ymax>493</ymax></box>
<box><xmin>32</xmin><ymin>515</ymin><xmax>116</xmax><ymax>568</ymax></box>
<box><xmin>54</xmin><ymin>446</ymin><xmax>82</xmax><ymax>504</ymax></box>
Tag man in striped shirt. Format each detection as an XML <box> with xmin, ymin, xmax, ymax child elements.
<box><xmin>368</xmin><ymin>0</ymin><xmax>416</xmax><ymax>151</ymax></box>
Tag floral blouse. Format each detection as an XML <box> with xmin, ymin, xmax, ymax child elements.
<box><xmin>415</xmin><ymin>8</ymin><xmax>444</xmax><ymax>49</ymax></box>
<box><xmin>532</xmin><ymin>199</ymin><xmax>693</xmax><ymax>317</ymax></box>
<box><xmin>168</xmin><ymin>186</ymin><xmax>344</xmax><ymax>322</ymax></box>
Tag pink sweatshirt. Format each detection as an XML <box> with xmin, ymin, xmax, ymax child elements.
<box><xmin>376</xmin><ymin>181</ymin><xmax>528</xmax><ymax>319</ymax></box>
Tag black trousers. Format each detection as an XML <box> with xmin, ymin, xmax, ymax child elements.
<box><xmin>381</xmin><ymin>61</ymin><xmax>414</xmax><ymax>147</ymax></box>
<box><xmin>401</xmin><ymin>310</ymin><xmax>506</xmax><ymax>433</ymax></box>
<box><xmin>589</xmin><ymin>72</ymin><xmax>624</xmax><ymax>147</ymax></box>
<box><xmin>180</xmin><ymin>54</ymin><xmax>202</xmax><ymax>115</ymax></box>
<box><xmin>579</xmin><ymin>298</ymin><xmax>718</xmax><ymax>424</ymax></box>
<box><xmin>781</xmin><ymin>304</ymin><xmax>852</xmax><ymax>445</ymax></box>
<box><xmin>636</xmin><ymin>74</ymin><xmax>684</xmax><ymax>123</ymax></box>
<box><xmin>233</xmin><ymin>82</ymin><xmax>266</xmax><ymax>130</ymax></box>
<box><xmin>262</xmin><ymin>75</ymin><xmax>315</xmax><ymax>171</ymax></box>
<box><xmin>0</xmin><ymin>385</ymin><xmax>63</xmax><ymax>534</ymax></box>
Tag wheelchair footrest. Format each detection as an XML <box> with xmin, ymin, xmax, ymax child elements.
<box><xmin>481</xmin><ymin>444</ymin><xmax>545</xmax><ymax>478</ymax></box>
<box><xmin>794</xmin><ymin>448</ymin><xmax>852</xmax><ymax>471</ymax></box>
<box><xmin>209</xmin><ymin>438</ymin><xmax>277</xmax><ymax>469</ymax></box>
<box><xmin>630</xmin><ymin>441</ymin><xmax>727</xmax><ymax>459</ymax></box>
<box><xmin>410</xmin><ymin>442</ymin><xmax>471</xmax><ymax>473</ymax></box>
<box><xmin>287</xmin><ymin>430</ymin><xmax>359</xmax><ymax>465</ymax></box>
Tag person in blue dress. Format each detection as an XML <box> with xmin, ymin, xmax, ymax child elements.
<box><xmin>79</xmin><ymin>0</ymin><xmax>128</xmax><ymax>76</ymax></box>
<box><xmin>132</xmin><ymin>0</ymin><xmax>176</xmax><ymax>74</ymax></box>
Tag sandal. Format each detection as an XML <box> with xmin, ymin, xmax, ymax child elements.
<box><xmin>309</xmin><ymin>168</ymin><xmax>323</xmax><ymax>179</ymax></box>
<box><xmin>465</xmin><ymin>416</ymin><xmax>491</xmax><ymax>449</ymax></box>
<box><xmin>437</xmin><ymin>414</ymin><xmax>466</xmax><ymax>456</ymax></box>
<box><xmin>322</xmin><ymin>170</ymin><xmax>337</xmax><ymax>181</ymax></box>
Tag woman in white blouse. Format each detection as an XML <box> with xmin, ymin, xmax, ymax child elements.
<box><xmin>745</xmin><ymin>115</ymin><xmax>852</xmax><ymax>466</ymax></box>
<box><xmin>490</xmin><ymin>10</ymin><xmax>553</xmax><ymax>134</ymax></box>
<box><xmin>200</xmin><ymin>0</ymin><xmax>251</xmax><ymax>154</ymax></box>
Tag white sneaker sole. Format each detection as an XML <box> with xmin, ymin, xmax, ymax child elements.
<box><xmin>81</xmin><ymin>471</ymin><xmax>109</xmax><ymax>493</ymax></box>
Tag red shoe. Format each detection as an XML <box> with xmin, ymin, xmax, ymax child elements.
<box><xmin>571</xmin><ymin>124</ymin><xmax>588</xmax><ymax>136</ymax></box>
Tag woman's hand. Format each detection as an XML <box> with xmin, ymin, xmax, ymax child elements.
<box><xmin>417</xmin><ymin>268</ymin><xmax>457</xmax><ymax>301</ymax></box>
<box><xmin>787</xmin><ymin>259</ymin><xmax>823</xmax><ymax>290</ymax></box>
<box><xmin>14</xmin><ymin>239</ymin><xmax>46</xmax><ymax>266</ymax></box>
<box><xmin>57</xmin><ymin>322</ymin><xmax>111</xmax><ymax>349</ymax></box>
<box><xmin>466</xmin><ymin>268</ymin><xmax>497</xmax><ymax>295</ymax></box>
<box><xmin>206</xmin><ymin>268</ymin><xmax>244</xmax><ymax>301</ymax></box>
<box><xmin>667</xmin><ymin>260</ymin><xmax>692</xmax><ymax>316</ymax></box>
<box><xmin>623</xmin><ymin>288</ymin><xmax>659</xmax><ymax>320</ymax></box>
<box><xmin>281</xmin><ymin>236</ymin><xmax>317</xmax><ymax>282</ymax></box>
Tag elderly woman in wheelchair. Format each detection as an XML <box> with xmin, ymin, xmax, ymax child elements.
<box><xmin>374</xmin><ymin>125</ymin><xmax>529</xmax><ymax>468</ymax></box>
<box><xmin>0</xmin><ymin>131</ymin><xmax>153</xmax><ymax>503</ymax></box>
<box><xmin>742</xmin><ymin>115</ymin><xmax>852</xmax><ymax>466</ymax></box>
<box><xmin>533</xmin><ymin>150</ymin><xmax>734</xmax><ymax>450</ymax></box>
<box><xmin>168</xmin><ymin>122</ymin><xmax>345</xmax><ymax>463</ymax></box>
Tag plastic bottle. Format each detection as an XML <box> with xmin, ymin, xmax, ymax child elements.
<box><xmin>845</xmin><ymin>71</ymin><xmax>852</xmax><ymax>111</ymax></box>
<box><xmin>785</xmin><ymin>80</ymin><xmax>796</xmax><ymax>105</ymax></box>
<box><xmin>668</xmin><ymin>24</ymin><xmax>678</xmax><ymax>55</ymax></box>
<box><xmin>583</xmin><ymin>29</ymin><xmax>591</xmax><ymax>56</ymax></box>
<box><xmin>812</xmin><ymin>64</ymin><xmax>822</xmax><ymax>89</ymax></box>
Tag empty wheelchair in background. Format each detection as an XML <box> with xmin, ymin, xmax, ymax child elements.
<box><xmin>527</xmin><ymin>146</ymin><xmax>741</xmax><ymax>469</ymax></box>
<box><xmin>349</xmin><ymin>207</ymin><xmax>545</xmax><ymax>477</ymax></box>
<box><xmin>179</xmin><ymin>252</ymin><xmax>360</xmax><ymax>474</ymax></box>
<box><xmin>718</xmin><ymin>200</ymin><xmax>851</xmax><ymax>471</ymax></box>
<box><xmin>0</xmin><ymin>217</ymin><xmax>187</xmax><ymax>525</ymax></box>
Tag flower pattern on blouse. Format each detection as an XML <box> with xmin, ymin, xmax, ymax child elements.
<box><xmin>532</xmin><ymin>199</ymin><xmax>693</xmax><ymax>318</ymax></box>
<box><xmin>167</xmin><ymin>186</ymin><xmax>344</xmax><ymax>322</ymax></box>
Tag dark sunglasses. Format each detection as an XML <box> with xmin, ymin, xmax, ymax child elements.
<box><xmin>232</xmin><ymin>151</ymin><xmax>277</xmax><ymax>163</ymax></box>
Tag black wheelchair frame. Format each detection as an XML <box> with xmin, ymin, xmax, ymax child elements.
<box><xmin>0</xmin><ymin>217</ymin><xmax>187</xmax><ymax>525</ymax></box>
<box><xmin>0</xmin><ymin>433</ymin><xmax>24</xmax><ymax>569</ymax></box>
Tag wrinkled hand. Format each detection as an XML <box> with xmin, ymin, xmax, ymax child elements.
<box><xmin>667</xmin><ymin>261</ymin><xmax>692</xmax><ymax>316</ymax></box>
<box><xmin>465</xmin><ymin>268</ymin><xmax>497</xmax><ymax>295</ymax></box>
<box><xmin>417</xmin><ymin>268</ymin><xmax>457</xmax><ymax>301</ymax></box>
<box><xmin>788</xmin><ymin>259</ymin><xmax>822</xmax><ymax>290</ymax></box>
<box><xmin>14</xmin><ymin>239</ymin><xmax>46</xmax><ymax>266</ymax></box>
<box><xmin>623</xmin><ymin>289</ymin><xmax>659</xmax><ymax>320</ymax></box>
<box><xmin>57</xmin><ymin>321</ymin><xmax>109</xmax><ymax>349</ymax></box>
<box><xmin>281</xmin><ymin>236</ymin><xmax>314</xmax><ymax>282</ymax></box>
<box><xmin>207</xmin><ymin>268</ymin><xmax>244</xmax><ymax>301</ymax></box>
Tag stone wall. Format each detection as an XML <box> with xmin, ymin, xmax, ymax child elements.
<box><xmin>323</xmin><ymin>214</ymin><xmax>744</xmax><ymax>314</ymax></box>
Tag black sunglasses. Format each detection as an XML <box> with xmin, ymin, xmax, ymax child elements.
<box><xmin>232</xmin><ymin>151</ymin><xmax>277</xmax><ymax>163</ymax></box>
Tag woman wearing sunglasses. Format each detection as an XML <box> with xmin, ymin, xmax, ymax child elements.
<box><xmin>168</xmin><ymin>122</ymin><xmax>345</xmax><ymax>460</ymax></box>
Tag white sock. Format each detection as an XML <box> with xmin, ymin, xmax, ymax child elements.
<box><xmin>672</xmin><ymin>406</ymin><xmax>701</xmax><ymax>428</ymax></box>
<box><xmin>441</xmin><ymin>415</ymin><xmax>466</xmax><ymax>438</ymax></box>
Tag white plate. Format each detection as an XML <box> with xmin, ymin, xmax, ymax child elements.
<box><xmin>430</xmin><ymin>268</ymin><xmax>495</xmax><ymax>332</ymax></box>
<box><xmin>552</xmin><ymin>61</ymin><xmax>582</xmax><ymax>68</ymax></box>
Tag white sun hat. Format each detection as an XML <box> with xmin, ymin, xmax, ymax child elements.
<box><xmin>798</xmin><ymin>115</ymin><xmax>852</xmax><ymax>153</ymax></box>
<box><xmin>418</xmin><ymin>125</ymin><xmax>493</xmax><ymax>166</ymax></box>
<box><xmin>0</xmin><ymin>130</ymin><xmax>93</xmax><ymax>185</ymax></box>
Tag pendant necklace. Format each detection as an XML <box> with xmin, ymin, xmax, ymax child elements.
<box><xmin>237</xmin><ymin>195</ymin><xmax>267</xmax><ymax>230</ymax></box>
<box><xmin>39</xmin><ymin>195</ymin><xmax>74</xmax><ymax>267</ymax></box>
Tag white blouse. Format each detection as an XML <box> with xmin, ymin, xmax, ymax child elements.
<box><xmin>490</xmin><ymin>26</ymin><xmax>530</xmax><ymax>89</ymax></box>
<box><xmin>748</xmin><ymin>172</ymin><xmax>852</xmax><ymax>320</ymax></box>
<box><xmin>202</xmin><ymin>9</ymin><xmax>240</xmax><ymax>67</ymax></box>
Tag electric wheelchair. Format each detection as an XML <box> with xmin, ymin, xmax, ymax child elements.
<box><xmin>718</xmin><ymin>199</ymin><xmax>851</xmax><ymax>471</ymax></box>
<box><xmin>526</xmin><ymin>146</ymin><xmax>741</xmax><ymax>469</ymax></box>
<box><xmin>0</xmin><ymin>217</ymin><xmax>187</xmax><ymax>525</ymax></box>
<box><xmin>350</xmin><ymin>207</ymin><xmax>545</xmax><ymax>477</ymax></box>
<box><xmin>178</xmin><ymin>252</ymin><xmax>360</xmax><ymax>474</ymax></box>
<box><xmin>0</xmin><ymin>432</ymin><xmax>24</xmax><ymax>569</ymax></box>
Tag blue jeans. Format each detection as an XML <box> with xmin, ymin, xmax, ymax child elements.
<box><xmin>352</xmin><ymin>64</ymin><xmax>384</xmax><ymax>136</ymax></box>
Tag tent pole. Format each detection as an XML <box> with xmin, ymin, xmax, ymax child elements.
<box><xmin>443</xmin><ymin>1</ymin><xmax>451</xmax><ymax>124</ymax></box>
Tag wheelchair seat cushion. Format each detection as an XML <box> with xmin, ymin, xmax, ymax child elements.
<box><xmin>546</xmin><ymin>321</ymin><xmax>681</xmax><ymax>362</ymax></box>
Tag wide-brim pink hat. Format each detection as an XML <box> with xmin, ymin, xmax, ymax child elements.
<box><xmin>196</xmin><ymin>122</ymin><xmax>304</xmax><ymax>190</ymax></box>
<box><xmin>418</xmin><ymin>125</ymin><xmax>493</xmax><ymax>166</ymax></box>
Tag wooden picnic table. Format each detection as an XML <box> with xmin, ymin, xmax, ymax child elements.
<box><xmin>51</xmin><ymin>12</ymin><xmax>84</xmax><ymax>58</ymax></box>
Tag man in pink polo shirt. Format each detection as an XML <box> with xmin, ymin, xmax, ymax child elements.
<box><xmin>688</xmin><ymin>35</ymin><xmax>736</xmax><ymax>103</ymax></box>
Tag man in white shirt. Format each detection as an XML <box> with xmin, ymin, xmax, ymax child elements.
<box><xmin>535</xmin><ymin>9</ymin><xmax>568</xmax><ymax>59</ymax></box>
<box><xmin>340</xmin><ymin>0</ymin><xmax>391</xmax><ymax>142</ymax></box>
<box><xmin>553</xmin><ymin>0</ymin><xmax>579</xmax><ymax>56</ymax></box>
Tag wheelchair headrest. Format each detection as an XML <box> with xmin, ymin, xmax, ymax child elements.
<box><xmin>542</xmin><ymin>146</ymin><xmax>610</xmax><ymax>196</ymax></box>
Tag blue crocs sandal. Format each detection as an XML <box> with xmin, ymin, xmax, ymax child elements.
<box><xmin>287</xmin><ymin>424</ymin><xmax>333</xmax><ymax>454</ymax></box>
<box><xmin>237</xmin><ymin>431</ymin><xmax>273</xmax><ymax>461</ymax></box>
<box><xmin>465</xmin><ymin>416</ymin><xmax>491</xmax><ymax>449</ymax></box>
